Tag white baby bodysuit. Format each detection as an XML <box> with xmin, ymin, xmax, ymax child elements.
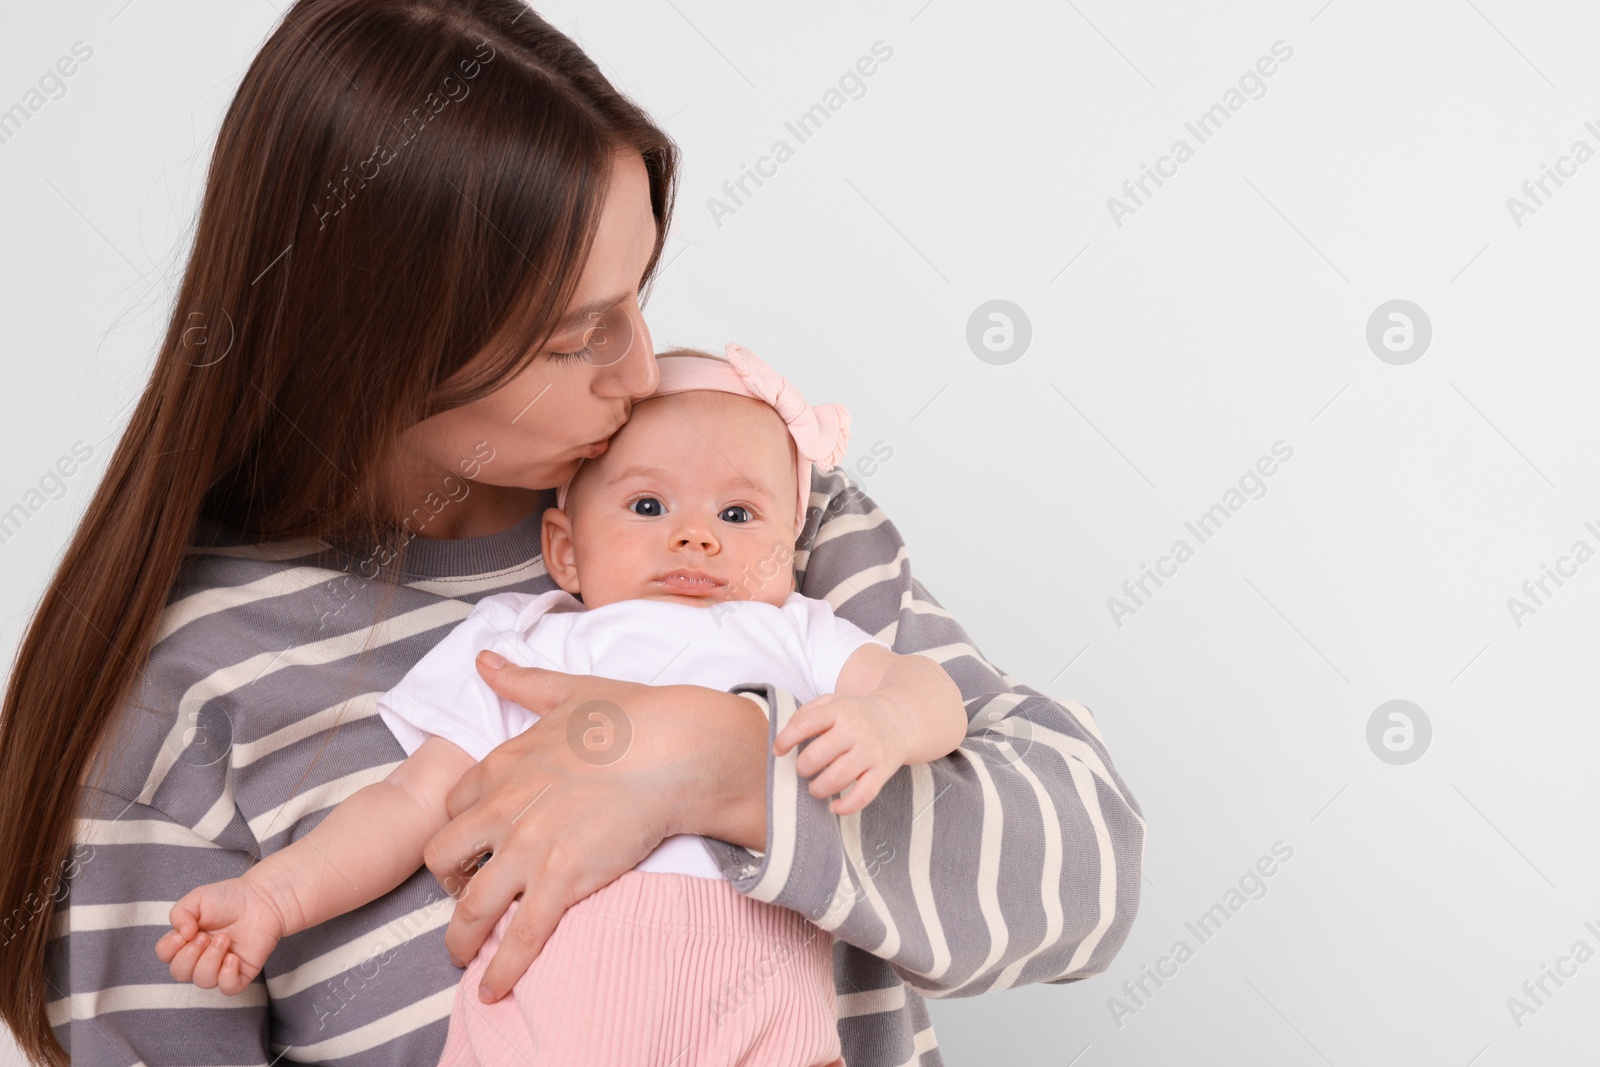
<box><xmin>377</xmin><ymin>589</ymin><xmax>889</xmax><ymax>879</ymax></box>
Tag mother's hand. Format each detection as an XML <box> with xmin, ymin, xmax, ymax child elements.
<box><xmin>422</xmin><ymin>649</ymin><xmax>771</xmax><ymax>1003</ymax></box>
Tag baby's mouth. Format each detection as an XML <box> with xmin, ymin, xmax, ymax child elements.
<box><xmin>655</xmin><ymin>570</ymin><xmax>724</xmax><ymax>597</ymax></box>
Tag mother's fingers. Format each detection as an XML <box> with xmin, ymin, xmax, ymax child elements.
<box><xmin>439</xmin><ymin>848</ymin><xmax>524</xmax><ymax>969</ymax></box>
<box><xmin>477</xmin><ymin>890</ymin><xmax>568</xmax><ymax>1003</ymax></box>
<box><xmin>424</xmin><ymin>785</ymin><xmax>498</xmax><ymax>885</ymax></box>
<box><xmin>441</xmin><ymin>757</ymin><xmax>488</xmax><ymax>823</ymax></box>
<box><xmin>476</xmin><ymin>654</ymin><xmax>573</xmax><ymax>715</ymax></box>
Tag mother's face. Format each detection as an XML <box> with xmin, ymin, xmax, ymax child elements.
<box><xmin>399</xmin><ymin>150</ymin><xmax>662</xmax><ymax>496</ymax></box>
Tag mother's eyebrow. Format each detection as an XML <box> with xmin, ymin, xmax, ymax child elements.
<box><xmin>553</xmin><ymin>291</ymin><xmax>630</xmax><ymax>335</ymax></box>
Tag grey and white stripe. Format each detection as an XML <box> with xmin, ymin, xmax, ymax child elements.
<box><xmin>46</xmin><ymin>468</ymin><xmax>1144</xmax><ymax>1066</ymax></box>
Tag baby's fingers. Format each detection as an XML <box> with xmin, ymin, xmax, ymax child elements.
<box><xmin>804</xmin><ymin>740</ymin><xmax>865</xmax><ymax>798</ymax></box>
<box><xmin>167</xmin><ymin>898</ymin><xmax>201</xmax><ymax>940</ymax></box>
<box><xmin>218</xmin><ymin>952</ymin><xmax>256</xmax><ymax>996</ymax></box>
<box><xmin>166</xmin><ymin>931</ymin><xmax>211</xmax><ymax>983</ymax></box>
<box><xmin>775</xmin><ymin>697</ymin><xmax>837</xmax><ymax>756</ymax></box>
<box><xmin>190</xmin><ymin>933</ymin><xmax>230</xmax><ymax>990</ymax></box>
<box><xmin>154</xmin><ymin>929</ymin><xmax>193</xmax><ymax>964</ymax></box>
<box><xmin>829</xmin><ymin>767</ymin><xmax>886</xmax><ymax>815</ymax></box>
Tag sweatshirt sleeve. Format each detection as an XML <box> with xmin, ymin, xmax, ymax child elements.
<box><xmin>699</xmin><ymin>469</ymin><xmax>1146</xmax><ymax>997</ymax></box>
<box><xmin>46</xmin><ymin>790</ymin><xmax>272</xmax><ymax>1067</ymax></box>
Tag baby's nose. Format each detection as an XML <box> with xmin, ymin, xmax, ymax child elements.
<box><xmin>674</xmin><ymin>528</ymin><xmax>718</xmax><ymax>550</ymax></box>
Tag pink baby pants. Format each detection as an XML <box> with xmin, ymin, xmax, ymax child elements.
<box><xmin>435</xmin><ymin>869</ymin><xmax>846</xmax><ymax>1067</ymax></box>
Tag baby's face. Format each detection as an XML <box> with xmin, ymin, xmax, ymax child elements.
<box><xmin>542</xmin><ymin>390</ymin><xmax>799</xmax><ymax>610</ymax></box>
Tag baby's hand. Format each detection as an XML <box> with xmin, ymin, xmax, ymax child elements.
<box><xmin>774</xmin><ymin>694</ymin><xmax>910</xmax><ymax>815</ymax></box>
<box><xmin>154</xmin><ymin>877</ymin><xmax>286</xmax><ymax>996</ymax></box>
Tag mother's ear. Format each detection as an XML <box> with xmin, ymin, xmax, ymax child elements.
<box><xmin>541</xmin><ymin>507</ymin><xmax>582</xmax><ymax>596</ymax></box>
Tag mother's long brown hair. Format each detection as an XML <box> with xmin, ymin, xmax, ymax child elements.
<box><xmin>0</xmin><ymin>1</ymin><xmax>676</xmax><ymax>1060</ymax></box>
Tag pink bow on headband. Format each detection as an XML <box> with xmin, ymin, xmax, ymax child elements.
<box><xmin>652</xmin><ymin>343</ymin><xmax>851</xmax><ymax>534</ymax></box>
<box><xmin>724</xmin><ymin>341</ymin><xmax>850</xmax><ymax>468</ymax></box>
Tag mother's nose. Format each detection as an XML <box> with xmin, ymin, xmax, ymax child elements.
<box><xmin>592</xmin><ymin>304</ymin><xmax>657</xmax><ymax>401</ymax></box>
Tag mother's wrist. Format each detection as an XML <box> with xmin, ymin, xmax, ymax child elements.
<box><xmin>650</xmin><ymin>684</ymin><xmax>770</xmax><ymax>852</ymax></box>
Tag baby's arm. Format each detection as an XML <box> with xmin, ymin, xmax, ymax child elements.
<box><xmin>154</xmin><ymin>737</ymin><xmax>475</xmax><ymax>994</ymax></box>
<box><xmin>774</xmin><ymin>644</ymin><xmax>967</xmax><ymax>815</ymax></box>
<box><xmin>836</xmin><ymin>644</ymin><xmax>967</xmax><ymax>763</ymax></box>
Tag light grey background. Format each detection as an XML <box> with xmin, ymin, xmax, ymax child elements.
<box><xmin>4</xmin><ymin>1</ymin><xmax>1599</xmax><ymax>1064</ymax></box>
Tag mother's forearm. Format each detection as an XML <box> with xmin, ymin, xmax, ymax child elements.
<box><xmin>652</xmin><ymin>686</ymin><xmax>771</xmax><ymax>852</ymax></box>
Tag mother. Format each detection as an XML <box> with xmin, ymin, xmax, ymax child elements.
<box><xmin>0</xmin><ymin>1</ymin><xmax>1144</xmax><ymax>1064</ymax></box>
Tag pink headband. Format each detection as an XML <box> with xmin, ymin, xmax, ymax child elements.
<box><xmin>556</xmin><ymin>342</ymin><xmax>850</xmax><ymax>533</ymax></box>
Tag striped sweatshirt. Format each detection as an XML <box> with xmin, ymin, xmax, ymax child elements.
<box><xmin>43</xmin><ymin>467</ymin><xmax>1146</xmax><ymax>1066</ymax></box>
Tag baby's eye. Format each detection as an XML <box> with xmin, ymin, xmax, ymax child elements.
<box><xmin>630</xmin><ymin>497</ymin><xmax>664</xmax><ymax>517</ymax></box>
<box><xmin>719</xmin><ymin>505</ymin><xmax>752</xmax><ymax>524</ymax></box>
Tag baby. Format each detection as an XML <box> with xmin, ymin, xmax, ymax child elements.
<box><xmin>155</xmin><ymin>343</ymin><xmax>968</xmax><ymax>1066</ymax></box>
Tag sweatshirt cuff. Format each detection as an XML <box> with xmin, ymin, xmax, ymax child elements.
<box><xmin>700</xmin><ymin>682</ymin><xmax>832</xmax><ymax>904</ymax></box>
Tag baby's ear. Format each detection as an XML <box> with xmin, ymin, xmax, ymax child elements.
<box><xmin>540</xmin><ymin>507</ymin><xmax>581</xmax><ymax>595</ymax></box>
